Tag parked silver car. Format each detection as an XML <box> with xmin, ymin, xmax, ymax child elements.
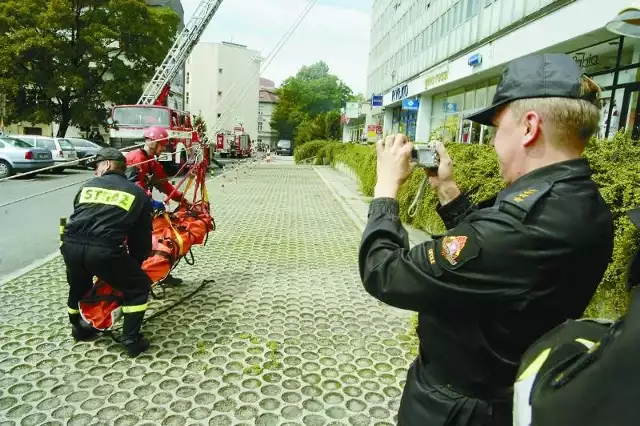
<box><xmin>0</xmin><ymin>136</ymin><xmax>54</xmax><ymax>179</ymax></box>
<box><xmin>14</xmin><ymin>135</ymin><xmax>78</xmax><ymax>172</ymax></box>
<box><xmin>66</xmin><ymin>137</ymin><xmax>103</xmax><ymax>169</ymax></box>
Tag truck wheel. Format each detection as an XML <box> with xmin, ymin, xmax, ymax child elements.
<box><xmin>178</xmin><ymin>152</ymin><xmax>187</xmax><ymax>174</ymax></box>
<box><xmin>0</xmin><ymin>160</ymin><xmax>13</xmax><ymax>179</ymax></box>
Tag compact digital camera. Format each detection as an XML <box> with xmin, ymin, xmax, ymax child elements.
<box><xmin>411</xmin><ymin>143</ymin><xmax>440</xmax><ymax>171</ymax></box>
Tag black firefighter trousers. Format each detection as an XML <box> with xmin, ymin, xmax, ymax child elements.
<box><xmin>61</xmin><ymin>241</ymin><xmax>151</xmax><ymax>344</ymax></box>
<box><xmin>397</xmin><ymin>358</ymin><xmax>513</xmax><ymax>426</ymax></box>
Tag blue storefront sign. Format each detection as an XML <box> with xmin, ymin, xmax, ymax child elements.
<box><xmin>402</xmin><ymin>98</ymin><xmax>420</xmax><ymax>110</ymax></box>
<box><xmin>468</xmin><ymin>53</ymin><xmax>483</xmax><ymax>67</ymax></box>
<box><xmin>371</xmin><ymin>95</ymin><xmax>383</xmax><ymax>107</ymax></box>
<box><xmin>443</xmin><ymin>102</ymin><xmax>457</xmax><ymax>113</ymax></box>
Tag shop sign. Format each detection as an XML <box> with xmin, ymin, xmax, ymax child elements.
<box><xmin>468</xmin><ymin>53</ymin><xmax>483</xmax><ymax>67</ymax></box>
<box><xmin>391</xmin><ymin>84</ymin><xmax>409</xmax><ymax>102</ymax></box>
<box><xmin>371</xmin><ymin>95</ymin><xmax>383</xmax><ymax>107</ymax></box>
<box><xmin>443</xmin><ymin>102</ymin><xmax>457</xmax><ymax>113</ymax></box>
<box><xmin>345</xmin><ymin>102</ymin><xmax>360</xmax><ymax>119</ymax></box>
<box><xmin>367</xmin><ymin>124</ymin><xmax>378</xmax><ymax>138</ymax></box>
<box><xmin>424</xmin><ymin>67</ymin><xmax>450</xmax><ymax>89</ymax></box>
<box><xmin>572</xmin><ymin>52</ymin><xmax>599</xmax><ymax>69</ymax></box>
<box><xmin>402</xmin><ymin>98</ymin><xmax>420</xmax><ymax>110</ymax></box>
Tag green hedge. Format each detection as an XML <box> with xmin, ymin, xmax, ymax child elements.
<box><xmin>304</xmin><ymin>135</ymin><xmax>640</xmax><ymax>319</ymax></box>
<box><xmin>292</xmin><ymin>139</ymin><xmax>344</xmax><ymax>164</ymax></box>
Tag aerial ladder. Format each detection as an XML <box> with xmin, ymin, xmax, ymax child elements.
<box><xmin>137</xmin><ymin>0</ymin><xmax>225</xmax><ymax>105</ymax></box>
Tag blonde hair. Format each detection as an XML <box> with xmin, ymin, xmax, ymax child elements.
<box><xmin>508</xmin><ymin>75</ymin><xmax>602</xmax><ymax>148</ymax></box>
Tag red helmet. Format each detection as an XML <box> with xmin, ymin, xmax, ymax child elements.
<box><xmin>144</xmin><ymin>126</ymin><xmax>169</xmax><ymax>145</ymax></box>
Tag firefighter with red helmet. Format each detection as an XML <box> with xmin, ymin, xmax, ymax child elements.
<box><xmin>125</xmin><ymin>125</ymin><xmax>190</xmax><ymax>286</ymax></box>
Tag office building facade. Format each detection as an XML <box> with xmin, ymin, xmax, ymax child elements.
<box><xmin>367</xmin><ymin>0</ymin><xmax>640</xmax><ymax>143</ymax></box>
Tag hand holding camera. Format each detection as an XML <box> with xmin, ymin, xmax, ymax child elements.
<box><xmin>374</xmin><ymin>134</ymin><xmax>415</xmax><ymax>198</ymax></box>
<box><xmin>374</xmin><ymin>134</ymin><xmax>460</xmax><ymax>205</ymax></box>
<box><xmin>411</xmin><ymin>143</ymin><xmax>440</xmax><ymax>172</ymax></box>
<box><xmin>421</xmin><ymin>141</ymin><xmax>460</xmax><ymax>206</ymax></box>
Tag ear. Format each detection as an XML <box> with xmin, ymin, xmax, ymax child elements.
<box><xmin>521</xmin><ymin>111</ymin><xmax>542</xmax><ymax>147</ymax></box>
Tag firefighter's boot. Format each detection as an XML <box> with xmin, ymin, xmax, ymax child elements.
<box><xmin>121</xmin><ymin>311</ymin><xmax>149</xmax><ymax>357</ymax></box>
<box><xmin>162</xmin><ymin>273</ymin><xmax>183</xmax><ymax>286</ymax></box>
<box><xmin>69</xmin><ymin>313</ymin><xmax>98</xmax><ymax>342</ymax></box>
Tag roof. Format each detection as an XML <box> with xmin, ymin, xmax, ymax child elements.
<box><xmin>259</xmin><ymin>88</ymin><xmax>279</xmax><ymax>103</ymax></box>
<box><xmin>260</xmin><ymin>78</ymin><xmax>275</xmax><ymax>88</ymax></box>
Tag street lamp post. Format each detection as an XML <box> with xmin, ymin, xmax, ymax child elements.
<box><xmin>606</xmin><ymin>4</ymin><xmax>640</xmax><ymax>38</ymax></box>
<box><xmin>603</xmin><ymin>4</ymin><xmax>640</xmax><ymax>139</ymax></box>
<box><xmin>0</xmin><ymin>94</ymin><xmax>5</xmax><ymax>133</ymax></box>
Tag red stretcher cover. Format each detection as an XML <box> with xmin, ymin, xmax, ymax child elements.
<box><xmin>79</xmin><ymin>199</ymin><xmax>214</xmax><ymax>331</ymax></box>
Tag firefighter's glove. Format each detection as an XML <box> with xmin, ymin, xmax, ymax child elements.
<box><xmin>151</xmin><ymin>200</ymin><xmax>165</xmax><ymax>211</ymax></box>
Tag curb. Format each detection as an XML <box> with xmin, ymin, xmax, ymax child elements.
<box><xmin>0</xmin><ymin>251</ymin><xmax>61</xmax><ymax>288</ymax></box>
<box><xmin>313</xmin><ymin>166</ymin><xmax>368</xmax><ymax>234</ymax></box>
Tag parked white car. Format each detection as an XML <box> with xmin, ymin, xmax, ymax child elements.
<box><xmin>13</xmin><ymin>135</ymin><xmax>78</xmax><ymax>172</ymax></box>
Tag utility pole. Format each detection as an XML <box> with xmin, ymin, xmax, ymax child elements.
<box><xmin>0</xmin><ymin>94</ymin><xmax>6</xmax><ymax>133</ymax></box>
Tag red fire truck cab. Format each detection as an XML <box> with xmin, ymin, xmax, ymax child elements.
<box><xmin>107</xmin><ymin>105</ymin><xmax>193</xmax><ymax>175</ymax></box>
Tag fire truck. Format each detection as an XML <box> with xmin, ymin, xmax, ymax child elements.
<box><xmin>215</xmin><ymin>124</ymin><xmax>252</xmax><ymax>158</ymax></box>
<box><xmin>107</xmin><ymin>104</ymin><xmax>193</xmax><ymax>174</ymax></box>
<box><xmin>104</xmin><ymin>0</ymin><xmax>225</xmax><ymax>174</ymax></box>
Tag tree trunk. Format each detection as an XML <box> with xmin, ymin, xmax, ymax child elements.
<box><xmin>57</xmin><ymin>102</ymin><xmax>71</xmax><ymax>138</ymax></box>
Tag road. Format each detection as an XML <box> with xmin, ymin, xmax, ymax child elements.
<box><xmin>0</xmin><ymin>158</ymin><xmax>240</xmax><ymax>281</ymax></box>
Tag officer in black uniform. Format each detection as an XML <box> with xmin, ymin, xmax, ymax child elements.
<box><xmin>358</xmin><ymin>53</ymin><xmax>614</xmax><ymax>426</ymax></box>
<box><xmin>62</xmin><ymin>148</ymin><xmax>153</xmax><ymax>357</ymax></box>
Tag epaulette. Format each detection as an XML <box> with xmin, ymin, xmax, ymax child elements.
<box><xmin>498</xmin><ymin>181</ymin><xmax>553</xmax><ymax>222</ymax></box>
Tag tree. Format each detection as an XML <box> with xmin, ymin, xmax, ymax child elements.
<box><xmin>271</xmin><ymin>61</ymin><xmax>353</xmax><ymax>144</ymax></box>
<box><xmin>325</xmin><ymin>110</ymin><xmax>341</xmax><ymax>140</ymax></box>
<box><xmin>193</xmin><ymin>112</ymin><xmax>209</xmax><ymax>144</ymax></box>
<box><xmin>349</xmin><ymin>93</ymin><xmax>366</xmax><ymax>103</ymax></box>
<box><xmin>295</xmin><ymin>113</ymin><xmax>327</xmax><ymax>146</ymax></box>
<box><xmin>0</xmin><ymin>0</ymin><xmax>179</xmax><ymax>137</ymax></box>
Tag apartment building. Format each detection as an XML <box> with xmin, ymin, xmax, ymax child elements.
<box><xmin>368</xmin><ymin>0</ymin><xmax>640</xmax><ymax>143</ymax></box>
<box><xmin>258</xmin><ymin>78</ymin><xmax>280</xmax><ymax>149</ymax></box>
<box><xmin>185</xmin><ymin>42</ymin><xmax>261</xmax><ymax>142</ymax></box>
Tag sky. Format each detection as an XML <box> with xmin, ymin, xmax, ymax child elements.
<box><xmin>181</xmin><ymin>0</ymin><xmax>372</xmax><ymax>94</ymax></box>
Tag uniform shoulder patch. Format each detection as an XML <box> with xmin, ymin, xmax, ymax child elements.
<box><xmin>441</xmin><ymin>236</ymin><xmax>468</xmax><ymax>266</ymax></box>
<box><xmin>499</xmin><ymin>181</ymin><xmax>553</xmax><ymax>221</ymax></box>
<box><xmin>434</xmin><ymin>224</ymin><xmax>480</xmax><ymax>270</ymax></box>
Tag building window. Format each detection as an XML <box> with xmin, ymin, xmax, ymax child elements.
<box><xmin>568</xmin><ymin>36</ymin><xmax>640</xmax><ymax>139</ymax></box>
<box><xmin>466</xmin><ymin>0</ymin><xmax>479</xmax><ymax>18</ymax></box>
<box><xmin>219</xmin><ymin>68</ymin><xmax>223</xmax><ymax>73</ymax></box>
<box><xmin>23</xmin><ymin>127</ymin><xmax>42</xmax><ymax>136</ymax></box>
<box><xmin>218</xmin><ymin>91</ymin><xmax>222</xmax><ymax>96</ymax></box>
<box><xmin>258</xmin><ymin>122</ymin><xmax>263</xmax><ymax>131</ymax></box>
<box><xmin>430</xmin><ymin>78</ymin><xmax>499</xmax><ymax>145</ymax></box>
<box><xmin>186</xmin><ymin>73</ymin><xmax>190</xmax><ymax>84</ymax></box>
<box><xmin>217</xmin><ymin>113</ymin><xmax>221</xmax><ymax>118</ymax></box>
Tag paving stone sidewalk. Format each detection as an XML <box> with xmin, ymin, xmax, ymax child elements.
<box><xmin>0</xmin><ymin>162</ymin><xmax>416</xmax><ymax>426</ymax></box>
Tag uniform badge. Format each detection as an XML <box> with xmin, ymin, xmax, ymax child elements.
<box><xmin>441</xmin><ymin>236</ymin><xmax>468</xmax><ymax>265</ymax></box>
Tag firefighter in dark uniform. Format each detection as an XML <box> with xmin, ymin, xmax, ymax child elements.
<box><xmin>358</xmin><ymin>53</ymin><xmax>614</xmax><ymax>426</ymax></box>
<box><xmin>62</xmin><ymin>148</ymin><xmax>153</xmax><ymax>357</ymax></box>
